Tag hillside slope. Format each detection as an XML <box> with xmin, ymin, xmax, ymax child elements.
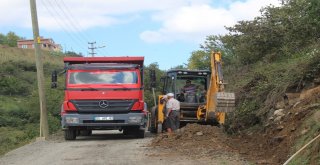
<box><xmin>0</xmin><ymin>45</ymin><xmax>64</xmax><ymax>155</ymax></box>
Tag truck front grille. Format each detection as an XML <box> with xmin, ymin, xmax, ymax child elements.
<box><xmin>71</xmin><ymin>99</ymin><xmax>135</xmax><ymax>114</ymax></box>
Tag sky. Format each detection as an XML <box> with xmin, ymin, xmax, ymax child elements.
<box><xmin>0</xmin><ymin>0</ymin><xmax>281</xmax><ymax>70</ymax></box>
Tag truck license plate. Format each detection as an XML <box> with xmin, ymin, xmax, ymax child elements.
<box><xmin>94</xmin><ymin>116</ymin><xmax>113</xmax><ymax>121</ymax></box>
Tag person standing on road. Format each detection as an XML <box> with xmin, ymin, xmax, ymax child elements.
<box><xmin>165</xmin><ymin>93</ymin><xmax>180</xmax><ymax>133</ymax></box>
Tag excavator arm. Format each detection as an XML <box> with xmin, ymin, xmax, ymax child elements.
<box><xmin>197</xmin><ymin>51</ymin><xmax>235</xmax><ymax>124</ymax></box>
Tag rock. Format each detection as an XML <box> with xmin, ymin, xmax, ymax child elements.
<box><xmin>274</xmin><ymin>109</ymin><xmax>285</xmax><ymax>117</ymax></box>
<box><xmin>275</xmin><ymin>103</ymin><xmax>284</xmax><ymax>109</ymax></box>
<box><xmin>274</xmin><ymin>116</ymin><xmax>283</xmax><ymax>122</ymax></box>
<box><xmin>301</xmin><ymin>128</ymin><xmax>309</xmax><ymax>135</ymax></box>
<box><xmin>269</xmin><ymin>116</ymin><xmax>274</xmax><ymax>120</ymax></box>
<box><xmin>259</xmin><ymin>144</ymin><xmax>263</xmax><ymax>148</ymax></box>
<box><xmin>276</xmin><ymin>125</ymin><xmax>284</xmax><ymax>131</ymax></box>
<box><xmin>257</xmin><ymin>160</ymin><xmax>269</xmax><ymax>164</ymax></box>
<box><xmin>293</xmin><ymin>101</ymin><xmax>301</xmax><ymax>108</ymax></box>
<box><xmin>291</xmin><ymin>127</ymin><xmax>296</xmax><ymax>132</ymax></box>
<box><xmin>273</xmin><ymin>136</ymin><xmax>285</xmax><ymax>142</ymax></box>
<box><xmin>196</xmin><ymin>131</ymin><xmax>203</xmax><ymax>136</ymax></box>
<box><xmin>240</xmin><ymin>150</ymin><xmax>247</xmax><ymax>154</ymax></box>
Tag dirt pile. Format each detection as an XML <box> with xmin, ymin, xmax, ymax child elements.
<box><xmin>150</xmin><ymin>124</ymin><xmax>237</xmax><ymax>159</ymax></box>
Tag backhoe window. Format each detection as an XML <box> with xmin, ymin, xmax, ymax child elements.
<box><xmin>165</xmin><ymin>76</ymin><xmax>175</xmax><ymax>93</ymax></box>
<box><xmin>177</xmin><ymin>77</ymin><xmax>207</xmax><ymax>94</ymax></box>
<box><xmin>68</xmin><ymin>71</ymin><xmax>138</xmax><ymax>84</ymax></box>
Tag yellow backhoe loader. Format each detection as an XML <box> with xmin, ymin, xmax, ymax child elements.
<box><xmin>149</xmin><ymin>51</ymin><xmax>235</xmax><ymax>133</ymax></box>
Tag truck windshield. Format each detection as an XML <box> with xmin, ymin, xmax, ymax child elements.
<box><xmin>68</xmin><ymin>70</ymin><xmax>138</xmax><ymax>85</ymax></box>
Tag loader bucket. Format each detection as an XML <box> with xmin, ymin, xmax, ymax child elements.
<box><xmin>216</xmin><ymin>92</ymin><xmax>235</xmax><ymax>112</ymax></box>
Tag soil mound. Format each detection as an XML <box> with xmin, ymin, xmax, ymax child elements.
<box><xmin>150</xmin><ymin>124</ymin><xmax>235</xmax><ymax>159</ymax></box>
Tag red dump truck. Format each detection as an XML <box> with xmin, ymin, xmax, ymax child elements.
<box><xmin>52</xmin><ymin>57</ymin><xmax>147</xmax><ymax>140</ymax></box>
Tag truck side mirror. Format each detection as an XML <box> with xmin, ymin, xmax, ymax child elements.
<box><xmin>51</xmin><ymin>70</ymin><xmax>58</xmax><ymax>88</ymax></box>
<box><xmin>149</xmin><ymin>69</ymin><xmax>156</xmax><ymax>88</ymax></box>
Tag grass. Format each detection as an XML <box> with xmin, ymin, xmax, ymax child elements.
<box><xmin>0</xmin><ymin>124</ymin><xmax>39</xmax><ymax>155</ymax></box>
<box><xmin>0</xmin><ymin>46</ymin><xmax>63</xmax><ymax>65</ymax></box>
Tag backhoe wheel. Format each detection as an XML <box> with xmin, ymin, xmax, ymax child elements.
<box><xmin>150</xmin><ymin>107</ymin><xmax>158</xmax><ymax>133</ymax></box>
<box><xmin>157</xmin><ymin>123</ymin><xmax>162</xmax><ymax>133</ymax></box>
<box><xmin>64</xmin><ymin>129</ymin><xmax>76</xmax><ymax>140</ymax></box>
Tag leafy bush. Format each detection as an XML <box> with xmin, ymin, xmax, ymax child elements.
<box><xmin>0</xmin><ymin>76</ymin><xmax>30</xmax><ymax>96</ymax></box>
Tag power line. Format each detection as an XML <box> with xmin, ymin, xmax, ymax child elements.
<box><xmin>55</xmin><ymin>0</ymin><xmax>107</xmax><ymax>55</ymax></box>
<box><xmin>39</xmin><ymin>0</ymin><xmax>87</xmax><ymax>55</ymax></box>
<box><xmin>55</xmin><ymin>0</ymin><xmax>108</xmax><ymax>56</ymax></box>
<box><xmin>53</xmin><ymin>0</ymin><xmax>89</xmax><ymax>41</ymax></box>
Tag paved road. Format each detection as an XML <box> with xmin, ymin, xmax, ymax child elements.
<box><xmin>0</xmin><ymin>131</ymin><xmax>247</xmax><ymax>165</ymax></box>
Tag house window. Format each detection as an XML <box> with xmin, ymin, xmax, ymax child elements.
<box><xmin>22</xmin><ymin>45</ymin><xmax>28</xmax><ymax>48</ymax></box>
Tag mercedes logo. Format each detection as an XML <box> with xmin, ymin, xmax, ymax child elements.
<box><xmin>99</xmin><ymin>100</ymin><xmax>109</xmax><ymax>108</ymax></box>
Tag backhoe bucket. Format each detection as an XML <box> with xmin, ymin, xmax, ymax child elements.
<box><xmin>216</xmin><ymin>92</ymin><xmax>235</xmax><ymax>112</ymax></box>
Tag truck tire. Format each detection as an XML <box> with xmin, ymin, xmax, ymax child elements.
<box><xmin>136</xmin><ymin>129</ymin><xmax>145</xmax><ymax>138</ymax></box>
<box><xmin>64</xmin><ymin>129</ymin><xmax>76</xmax><ymax>140</ymax></box>
<box><xmin>80</xmin><ymin>130</ymin><xmax>92</xmax><ymax>136</ymax></box>
<box><xmin>150</xmin><ymin>107</ymin><xmax>158</xmax><ymax>133</ymax></box>
<box><xmin>123</xmin><ymin>128</ymin><xmax>130</xmax><ymax>135</ymax></box>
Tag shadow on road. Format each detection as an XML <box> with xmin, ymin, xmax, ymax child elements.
<box><xmin>75</xmin><ymin>131</ymin><xmax>155</xmax><ymax>141</ymax></box>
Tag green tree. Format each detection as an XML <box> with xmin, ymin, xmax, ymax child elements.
<box><xmin>188</xmin><ymin>50</ymin><xmax>210</xmax><ymax>70</ymax></box>
<box><xmin>0</xmin><ymin>33</ymin><xmax>6</xmax><ymax>44</ymax></box>
<box><xmin>143</xmin><ymin>63</ymin><xmax>165</xmax><ymax>109</ymax></box>
<box><xmin>219</xmin><ymin>0</ymin><xmax>320</xmax><ymax>64</ymax></box>
<box><xmin>6</xmin><ymin>32</ymin><xmax>21</xmax><ymax>47</ymax></box>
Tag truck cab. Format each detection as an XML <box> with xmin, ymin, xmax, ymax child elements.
<box><xmin>55</xmin><ymin>57</ymin><xmax>146</xmax><ymax>140</ymax></box>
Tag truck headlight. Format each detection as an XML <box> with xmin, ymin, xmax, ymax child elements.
<box><xmin>128</xmin><ymin>116</ymin><xmax>142</xmax><ymax>123</ymax></box>
<box><xmin>65</xmin><ymin>117</ymin><xmax>79</xmax><ymax>124</ymax></box>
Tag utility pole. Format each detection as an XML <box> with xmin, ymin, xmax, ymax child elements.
<box><xmin>30</xmin><ymin>0</ymin><xmax>49</xmax><ymax>139</ymax></box>
<box><xmin>88</xmin><ymin>41</ymin><xmax>96</xmax><ymax>57</ymax></box>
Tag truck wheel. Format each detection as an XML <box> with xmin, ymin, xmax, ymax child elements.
<box><xmin>123</xmin><ymin>128</ymin><xmax>130</xmax><ymax>135</ymax></box>
<box><xmin>150</xmin><ymin>107</ymin><xmax>158</xmax><ymax>133</ymax></box>
<box><xmin>64</xmin><ymin>129</ymin><xmax>76</xmax><ymax>140</ymax></box>
<box><xmin>136</xmin><ymin>129</ymin><xmax>145</xmax><ymax>138</ymax></box>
